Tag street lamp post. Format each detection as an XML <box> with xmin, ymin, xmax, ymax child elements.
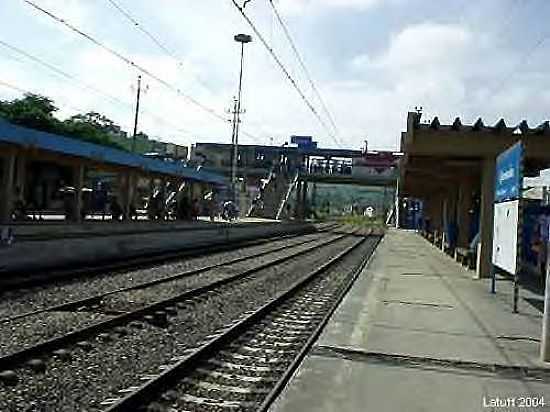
<box><xmin>231</xmin><ymin>33</ymin><xmax>252</xmax><ymax>203</ymax></box>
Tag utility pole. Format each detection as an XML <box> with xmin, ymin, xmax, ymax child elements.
<box><xmin>227</xmin><ymin>97</ymin><xmax>242</xmax><ymax>200</ymax></box>
<box><xmin>132</xmin><ymin>74</ymin><xmax>142</xmax><ymax>154</ymax></box>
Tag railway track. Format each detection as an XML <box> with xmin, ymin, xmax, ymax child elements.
<box><xmin>0</xmin><ymin>231</ymin><xmax>353</xmax><ymax>364</ymax></box>
<box><xmin>1</xmin><ymin>230</ymin><xmax>336</xmax><ymax>324</ymax></box>
<box><xmin>103</xmin><ymin>235</ymin><xmax>381</xmax><ymax>412</ymax></box>
<box><xmin>0</xmin><ymin>228</ymin><xmax>379</xmax><ymax>411</ymax></box>
<box><xmin>1</xmin><ymin>222</ymin><xmax>342</xmax><ymax>291</ymax></box>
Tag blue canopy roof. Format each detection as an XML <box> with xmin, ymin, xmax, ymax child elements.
<box><xmin>0</xmin><ymin>120</ymin><xmax>227</xmax><ymax>185</ymax></box>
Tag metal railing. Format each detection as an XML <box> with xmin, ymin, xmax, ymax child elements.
<box><xmin>276</xmin><ymin>170</ymin><xmax>299</xmax><ymax>220</ymax></box>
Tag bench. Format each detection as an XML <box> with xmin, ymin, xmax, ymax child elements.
<box><xmin>455</xmin><ymin>247</ymin><xmax>475</xmax><ymax>269</ymax></box>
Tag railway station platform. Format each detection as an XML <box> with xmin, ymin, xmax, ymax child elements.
<box><xmin>271</xmin><ymin>230</ymin><xmax>550</xmax><ymax>412</ymax></box>
<box><xmin>0</xmin><ymin>219</ymin><xmax>321</xmax><ymax>280</ymax></box>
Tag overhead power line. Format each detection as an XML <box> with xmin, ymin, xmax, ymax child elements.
<box><xmin>0</xmin><ymin>38</ymin><xmax>132</xmax><ymax>109</ymax></box>
<box><xmin>267</xmin><ymin>0</ymin><xmax>340</xmax><ymax>141</ymax></box>
<box><xmin>491</xmin><ymin>30</ymin><xmax>550</xmax><ymax>97</ymax></box>
<box><xmin>229</xmin><ymin>0</ymin><xmax>342</xmax><ymax>148</ymax></box>
<box><xmin>106</xmin><ymin>0</ymin><xmax>213</xmax><ymax>93</ymax></box>
<box><xmin>0</xmin><ymin>40</ymin><xmax>199</xmax><ymax>139</ymax></box>
<box><xmin>24</xmin><ymin>1</ymin><xmax>229</xmax><ymax>125</ymax></box>
<box><xmin>0</xmin><ymin>78</ymin><xmax>92</xmax><ymax>114</ymax></box>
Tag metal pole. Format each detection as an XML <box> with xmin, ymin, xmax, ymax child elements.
<box><xmin>233</xmin><ymin>42</ymin><xmax>245</xmax><ymax>202</ymax></box>
<box><xmin>230</xmin><ymin>98</ymin><xmax>238</xmax><ymax>202</ymax></box>
<box><xmin>542</xmin><ymin>242</ymin><xmax>550</xmax><ymax>362</ymax></box>
<box><xmin>395</xmin><ymin>178</ymin><xmax>400</xmax><ymax>228</ymax></box>
<box><xmin>132</xmin><ymin>75</ymin><xmax>142</xmax><ymax>153</ymax></box>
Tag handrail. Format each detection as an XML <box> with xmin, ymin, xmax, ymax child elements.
<box><xmin>276</xmin><ymin>171</ymin><xmax>299</xmax><ymax>220</ymax></box>
<box><xmin>246</xmin><ymin>164</ymin><xmax>277</xmax><ymax>217</ymax></box>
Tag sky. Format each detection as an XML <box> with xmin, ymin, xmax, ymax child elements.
<box><xmin>0</xmin><ymin>0</ymin><xmax>549</xmax><ymax>151</ymax></box>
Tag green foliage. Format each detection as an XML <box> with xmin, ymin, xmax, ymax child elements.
<box><xmin>339</xmin><ymin>214</ymin><xmax>385</xmax><ymax>229</ymax></box>
<box><xmin>0</xmin><ymin>94</ymin><xmax>59</xmax><ymax>133</ymax></box>
<box><xmin>0</xmin><ymin>93</ymin><xmax>128</xmax><ymax>151</ymax></box>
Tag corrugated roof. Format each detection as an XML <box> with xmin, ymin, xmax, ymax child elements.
<box><xmin>410</xmin><ymin>112</ymin><xmax>550</xmax><ymax>135</ymax></box>
<box><xmin>0</xmin><ymin>120</ymin><xmax>226</xmax><ymax>185</ymax></box>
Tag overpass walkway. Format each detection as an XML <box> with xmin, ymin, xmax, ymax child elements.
<box><xmin>270</xmin><ymin>229</ymin><xmax>550</xmax><ymax>412</ymax></box>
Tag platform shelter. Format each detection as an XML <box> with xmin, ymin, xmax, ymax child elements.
<box><xmin>400</xmin><ymin>111</ymin><xmax>550</xmax><ymax>279</ymax></box>
<box><xmin>0</xmin><ymin>120</ymin><xmax>226</xmax><ymax>225</ymax></box>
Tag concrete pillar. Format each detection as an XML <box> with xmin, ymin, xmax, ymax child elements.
<box><xmin>73</xmin><ymin>164</ymin><xmax>84</xmax><ymax>223</ymax></box>
<box><xmin>15</xmin><ymin>153</ymin><xmax>27</xmax><ymax>201</ymax></box>
<box><xmin>160</xmin><ymin>177</ymin><xmax>168</xmax><ymax>219</ymax></box>
<box><xmin>478</xmin><ymin>157</ymin><xmax>496</xmax><ymax>279</ymax></box>
<box><xmin>0</xmin><ymin>150</ymin><xmax>16</xmax><ymax>223</ymax></box>
<box><xmin>0</xmin><ymin>152</ymin><xmax>16</xmax><ymax>223</ymax></box>
<box><xmin>457</xmin><ymin>178</ymin><xmax>473</xmax><ymax>248</ymax></box>
<box><xmin>431</xmin><ymin>192</ymin><xmax>443</xmax><ymax>232</ymax></box>
<box><xmin>123</xmin><ymin>172</ymin><xmax>137</xmax><ymax>220</ymax></box>
<box><xmin>302</xmin><ymin>180</ymin><xmax>308</xmax><ymax>219</ymax></box>
<box><xmin>295</xmin><ymin>180</ymin><xmax>303</xmax><ymax>219</ymax></box>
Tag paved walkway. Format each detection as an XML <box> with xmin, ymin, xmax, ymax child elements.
<box><xmin>270</xmin><ymin>229</ymin><xmax>550</xmax><ymax>412</ymax></box>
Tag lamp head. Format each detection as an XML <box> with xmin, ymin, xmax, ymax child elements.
<box><xmin>234</xmin><ymin>34</ymin><xmax>252</xmax><ymax>44</ymax></box>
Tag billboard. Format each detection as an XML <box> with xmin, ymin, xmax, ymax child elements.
<box><xmin>495</xmin><ymin>142</ymin><xmax>523</xmax><ymax>203</ymax></box>
<box><xmin>492</xmin><ymin>200</ymin><xmax>519</xmax><ymax>274</ymax></box>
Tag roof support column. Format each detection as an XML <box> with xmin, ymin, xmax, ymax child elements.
<box><xmin>160</xmin><ymin>177</ymin><xmax>168</xmax><ymax>220</ymax></box>
<box><xmin>457</xmin><ymin>178</ymin><xmax>474</xmax><ymax>248</ymax></box>
<box><xmin>123</xmin><ymin>171</ymin><xmax>137</xmax><ymax>221</ymax></box>
<box><xmin>444</xmin><ymin>185</ymin><xmax>458</xmax><ymax>250</ymax></box>
<box><xmin>295</xmin><ymin>180</ymin><xmax>303</xmax><ymax>220</ymax></box>
<box><xmin>301</xmin><ymin>179</ymin><xmax>308</xmax><ymax>220</ymax></box>
<box><xmin>15</xmin><ymin>152</ymin><xmax>27</xmax><ymax>204</ymax></box>
<box><xmin>478</xmin><ymin>157</ymin><xmax>495</xmax><ymax>279</ymax></box>
<box><xmin>0</xmin><ymin>149</ymin><xmax>16</xmax><ymax>224</ymax></box>
<box><xmin>72</xmin><ymin>164</ymin><xmax>84</xmax><ymax>223</ymax></box>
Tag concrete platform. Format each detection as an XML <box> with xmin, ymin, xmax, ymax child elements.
<box><xmin>0</xmin><ymin>220</ymin><xmax>320</xmax><ymax>276</ymax></box>
<box><xmin>271</xmin><ymin>230</ymin><xmax>550</xmax><ymax>412</ymax></box>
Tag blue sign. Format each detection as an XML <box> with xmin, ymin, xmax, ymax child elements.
<box><xmin>291</xmin><ymin>135</ymin><xmax>312</xmax><ymax>145</ymax></box>
<box><xmin>495</xmin><ymin>142</ymin><xmax>523</xmax><ymax>203</ymax></box>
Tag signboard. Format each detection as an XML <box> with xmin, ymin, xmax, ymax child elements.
<box><xmin>495</xmin><ymin>142</ymin><xmax>523</xmax><ymax>203</ymax></box>
<box><xmin>492</xmin><ymin>141</ymin><xmax>523</xmax><ymax>309</ymax></box>
<box><xmin>492</xmin><ymin>200</ymin><xmax>519</xmax><ymax>274</ymax></box>
<box><xmin>290</xmin><ymin>135</ymin><xmax>312</xmax><ymax>145</ymax></box>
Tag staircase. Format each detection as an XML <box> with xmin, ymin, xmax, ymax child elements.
<box><xmin>248</xmin><ymin>171</ymin><xmax>297</xmax><ymax>219</ymax></box>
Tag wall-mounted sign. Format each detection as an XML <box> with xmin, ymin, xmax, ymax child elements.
<box><xmin>495</xmin><ymin>142</ymin><xmax>523</xmax><ymax>203</ymax></box>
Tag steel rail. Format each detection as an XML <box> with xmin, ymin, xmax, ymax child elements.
<box><xmin>1</xmin><ymin>231</ymin><xmax>331</xmax><ymax>324</ymax></box>
<box><xmin>0</xmin><ymin>231</ymin><xmax>353</xmax><ymax>371</ymax></box>
<box><xmin>103</xmin><ymin>235</ymin><xmax>371</xmax><ymax>411</ymax></box>
<box><xmin>257</xmin><ymin>234</ymin><xmax>382</xmax><ymax>411</ymax></box>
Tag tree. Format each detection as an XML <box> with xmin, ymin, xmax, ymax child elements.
<box><xmin>0</xmin><ymin>94</ymin><xmax>127</xmax><ymax>151</ymax></box>
<box><xmin>0</xmin><ymin>93</ymin><xmax>59</xmax><ymax>133</ymax></box>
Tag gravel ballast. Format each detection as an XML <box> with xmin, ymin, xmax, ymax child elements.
<box><xmin>0</xmin><ymin>232</ymin><xmax>328</xmax><ymax>320</ymax></box>
<box><xmin>0</xmin><ymin>235</ymin><xmax>361</xmax><ymax>411</ymax></box>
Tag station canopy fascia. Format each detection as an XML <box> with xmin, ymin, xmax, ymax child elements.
<box><xmin>0</xmin><ymin>120</ymin><xmax>227</xmax><ymax>186</ymax></box>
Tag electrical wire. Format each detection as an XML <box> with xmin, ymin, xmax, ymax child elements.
<box><xmin>0</xmin><ymin>40</ymin><xmax>200</xmax><ymax>139</ymax></box>
<box><xmin>24</xmin><ymin>1</ymin><xmax>229</xmax><ymax>125</ymax></box>
<box><xmin>0</xmin><ymin>39</ymin><xmax>132</xmax><ymax>110</ymax></box>
<box><xmin>229</xmin><ymin>0</ymin><xmax>342</xmax><ymax>147</ymax></box>
<box><xmin>267</xmin><ymin>0</ymin><xmax>340</xmax><ymax>142</ymax></box>
<box><xmin>106</xmin><ymin>0</ymin><xmax>213</xmax><ymax>93</ymax></box>
<box><xmin>0</xmin><ymin>78</ymin><xmax>93</xmax><ymax>114</ymax></box>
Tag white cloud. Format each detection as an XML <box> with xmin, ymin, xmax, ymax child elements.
<box><xmin>2</xmin><ymin>1</ymin><xmax>550</xmax><ymax>153</ymax></box>
<box><xmin>276</xmin><ymin>0</ymin><xmax>389</xmax><ymax>15</ymax></box>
